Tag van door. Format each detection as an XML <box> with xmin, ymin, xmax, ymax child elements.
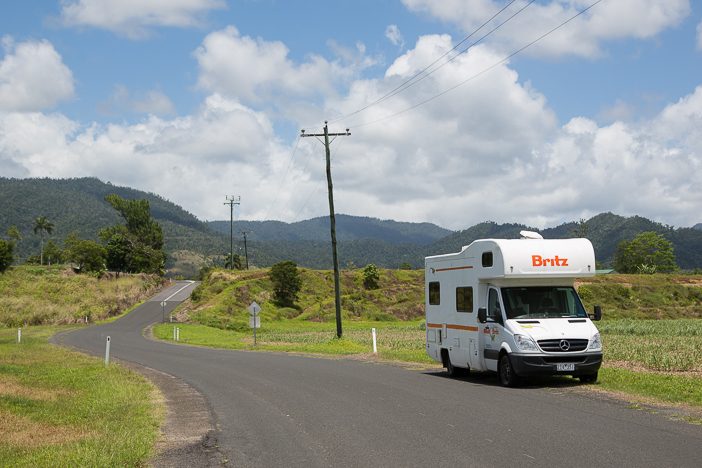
<box><xmin>481</xmin><ymin>287</ymin><xmax>504</xmax><ymax>372</ymax></box>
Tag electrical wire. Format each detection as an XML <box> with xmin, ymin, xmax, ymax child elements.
<box><xmin>352</xmin><ymin>0</ymin><xmax>604</xmax><ymax>130</ymax></box>
<box><xmin>325</xmin><ymin>0</ymin><xmax>530</xmax><ymax>126</ymax></box>
<box><xmin>260</xmin><ymin>135</ymin><xmax>301</xmax><ymax>221</ymax></box>
<box><xmin>292</xmin><ymin>137</ymin><xmax>346</xmax><ymax>221</ymax></box>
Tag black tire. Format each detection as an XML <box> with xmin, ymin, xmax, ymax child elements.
<box><xmin>442</xmin><ymin>351</ymin><xmax>463</xmax><ymax>377</ymax></box>
<box><xmin>499</xmin><ymin>354</ymin><xmax>520</xmax><ymax>387</ymax></box>
<box><xmin>579</xmin><ymin>372</ymin><xmax>598</xmax><ymax>384</ymax></box>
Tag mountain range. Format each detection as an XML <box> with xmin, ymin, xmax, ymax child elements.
<box><xmin>1</xmin><ymin>177</ymin><xmax>701</xmax><ymax>274</ymax></box>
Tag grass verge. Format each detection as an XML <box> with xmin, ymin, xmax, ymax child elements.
<box><xmin>0</xmin><ymin>326</ymin><xmax>161</xmax><ymax>466</ymax></box>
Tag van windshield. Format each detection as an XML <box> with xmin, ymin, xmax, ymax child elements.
<box><xmin>501</xmin><ymin>286</ymin><xmax>587</xmax><ymax>319</ymax></box>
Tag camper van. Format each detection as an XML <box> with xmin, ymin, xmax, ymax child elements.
<box><xmin>425</xmin><ymin>231</ymin><xmax>602</xmax><ymax>387</ymax></box>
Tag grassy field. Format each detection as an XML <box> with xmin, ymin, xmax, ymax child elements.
<box><xmin>0</xmin><ymin>326</ymin><xmax>161</xmax><ymax>466</ymax></box>
<box><xmin>0</xmin><ymin>265</ymin><xmax>165</xmax><ymax>327</ymax></box>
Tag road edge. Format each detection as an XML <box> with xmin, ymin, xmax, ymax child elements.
<box><xmin>51</xmin><ymin>329</ymin><xmax>227</xmax><ymax>467</ymax></box>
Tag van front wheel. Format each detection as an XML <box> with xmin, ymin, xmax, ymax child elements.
<box><xmin>499</xmin><ymin>354</ymin><xmax>520</xmax><ymax>387</ymax></box>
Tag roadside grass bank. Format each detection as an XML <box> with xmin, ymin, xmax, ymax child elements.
<box><xmin>154</xmin><ymin>318</ymin><xmax>702</xmax><ymax>408</ymax></box>
<box><xmin>0</xmin><ymin>265</ymin><xmax>165</xmax><ymax>327</ymax></box>
<box><xmin>0</xmin><ymin>326</ymin><xmax>161</xmax><ymax>466</ymax></box>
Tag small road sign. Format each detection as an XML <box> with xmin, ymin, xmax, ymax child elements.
<box><xmin>248</xmin><ymin>301</ymin><xmax>261</xmax><ymax>316</ymax></box>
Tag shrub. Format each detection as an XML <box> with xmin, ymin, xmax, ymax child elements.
<box><xmin>0</xmin><ymin>240</ymin><xmax>14</xmax><ymax>273</ymax></box>
<box><xmin>362</xmin><ymin>264</ymin><xmax>380</xmax><ymax>290</ymax></box>
<box><xmin>270</xmin><ymin>261</ymin><xmax>302</xmax><ymax>307</ymax></box>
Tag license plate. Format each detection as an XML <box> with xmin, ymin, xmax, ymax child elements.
<box><xmin>556</xmin><ymin>363</ymin><xmax>575</xmax><ymax>371</ymax></box>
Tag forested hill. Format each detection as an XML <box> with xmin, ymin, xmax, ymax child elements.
<box><xmin>0</xmin><ymin>177</ymin><xmax>226</xmax><ymax>260</ymax></box>
<box><xmin>207</xmin><ymin>215</ymin><xmax>452</xmax><ymax>245</ymax></box>
<box><xmin>1</xmin><ymin>178</ymin><xmax>700</xmax><ymax>272</ymax></box>
<box><xmin>695</xmin><ymin>223</ymin><xmax>702</xmax><ymax>231</ymax></box>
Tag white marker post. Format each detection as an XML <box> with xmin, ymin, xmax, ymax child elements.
<box><xmin>104</xmin><ymin>336</ymin><xmax>111</xmax><ymax>366</ymax></box>
<box><xmin>17</xmin><ymin>328</ymin><xmax>21</xmax><ymax>344</ymax></box>
<box><xmin>372</xmin><ymin>328</ymin><xmax>377</xmax><ymax>354</ymax></box>
<box><xmin>176</xmin><ymin>327</ymin><xmax>180</xmax><ymax>342</ymax></box>
<box><xmin>248</xmin><ymin>301</ymin><xmax>261</xmax><ymax>346</ymax></box>
<box><xmin>161</xmin><ymin>301</ymin><xmax>167</xmax><ymax>323</ymax></box>
<box><xmin>173</xmin><ymin>326</ymin><xmax>176</xmax><ymax>341</ymax></box>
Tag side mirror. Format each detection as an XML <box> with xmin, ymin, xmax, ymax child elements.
<box><xmin>589</xmin><ymin>305</ymin><xmax>602</xmax><ymax>321</ymax></box>
<box><xmin>478</xmin><ymin>308</ymin><xmax>487</xmax><ymax>324</ymax></box>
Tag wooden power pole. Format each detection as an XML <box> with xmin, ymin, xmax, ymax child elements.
<box><xmin>300</xmin><ymin>122</ymin><xmax>350</xmax><ymax>338</ymax></box>
<box><xmin>224</xmin><ymin>195</ymin><xmax>240</xmax><ymax>269</ymax></box>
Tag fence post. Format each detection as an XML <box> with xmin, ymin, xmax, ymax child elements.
<box><xmin>17</xmin><ymin>328</ymin><xmax>21</xmax><ymax>344</ymax></box>
<box><xmin>372</xmin><ymin>328</ymin><xmax>377</xmax><ymax>354</ymax></box>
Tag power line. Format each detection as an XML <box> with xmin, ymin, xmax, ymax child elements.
<box><xmin>292</xmin><ymin>136</ymin><xmax>346</xmax><ymax>221</ymax></box>
<box><xmin>325</xmin><ymin>0</ymin><xmax>528</xmax><ymax>125</ymax></box>
<box><xmin>261</xmin><ymin>135</ymin><xmax>301</xmax><ymax>221</ymax></box>
<box><xmin>352</xmin><ymin>0</ymin><xmax>605</xmax><ymax>130</ymax></box>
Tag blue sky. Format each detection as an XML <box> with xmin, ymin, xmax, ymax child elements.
<box><xmin>1</xmin><ymin>1</ymin><xmax>701</xmax><ymax>229</ymax></box>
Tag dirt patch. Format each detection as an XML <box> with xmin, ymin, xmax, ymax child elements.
<box><xmin>0</xmin><ymin>410</ymin><xmax>90</xmax><ymax>448</ymax></box>
<box><xmin>0</xmin><ymin>377</ymin><xmax>74</xmax><ymax>401</ymax></box>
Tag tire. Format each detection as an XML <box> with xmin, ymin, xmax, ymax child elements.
<box><xmin>579</xmin><ymin>372</ymin><xmax>598</xmax><ymax>384</ymax></box>
<box><xmin>499</xmin><ymin>354</ymin><xmax>520</xmax><ymax>387</ymax></box>
<box><xmin>442</xmin><ymin>351</ymin><xmax>463</xmax><ymax>377</ymax></box>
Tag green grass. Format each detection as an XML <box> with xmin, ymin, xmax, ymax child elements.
<box><xmin>596</xmin><ymin>367</ymin><xmax>702</xmax><ymax>407</ymax></box>
<box><xmin>154</xmin><ymin>320</ymin><xmax>433</xmax><ymax>364</ymax></box>
<box><xmin>0</xmin><ymin>265</ymin><xmax>165</xmax><ymax>327</ymax></box>
<box><xmin>0</xmin><ymin>326</ymin><xmax>161</xmax><ymax>466</ymax></box>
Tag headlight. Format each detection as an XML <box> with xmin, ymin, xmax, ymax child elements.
<box><xmin>588</xmin><ymin>333</ymin><xmax>602</xmax><ymax>351</ymax></box>
<box><xmin>514</xmin><ymin>334</ymin><xmax>539</xmax><ymax>352</ymax></box>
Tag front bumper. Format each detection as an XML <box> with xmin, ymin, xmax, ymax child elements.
<box><xmin>510</xmin><ymin>352</ymin><xmax>602</xmax><ymax>377</ymax></box>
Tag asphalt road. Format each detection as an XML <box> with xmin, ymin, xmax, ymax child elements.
<box><xmin>57</xmin><ymin>281</ymin><xmax>702</xmax><ymax>467</ymax></box>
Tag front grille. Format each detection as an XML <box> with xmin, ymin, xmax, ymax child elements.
<box><xmin>537</xmin><ymin>338</ymin><xmax>588</xmax><ymax>352</ymax></box>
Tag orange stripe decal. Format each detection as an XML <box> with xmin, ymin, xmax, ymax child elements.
<box><xmin>426</xmin><ymin>323</ymin><xmax>479</xmax><ymax>332</ymax></box>
<box><xmin>434</xmin><ymin>265</ymin><xmax>474</xmax><ymax>272</ymax></box>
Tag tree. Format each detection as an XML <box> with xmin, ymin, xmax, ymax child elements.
<box><xmin>65</xmin><ymin>233</ymin><xmax>107</xmax><ymax>273</ymax></box>
<box><xmin>6</xmin><ymin>226</ymin><xmax>21</xmax><ymax>264</ymax></box>
<box><xmin>270</xmin><ymin>261</ymin><xmax>302</xmax><ymax>307</ymax></box>
<box><xmin>614</xmin><ymin>231</ymin><xmax>678</xmax><ymax>274</ymax></box>
<box><xmin>572</xmin><ymin>218</ymin><xmax>589</xmax><ymax>238</ymax></box>
<box><xmin>0</xmin><ymin>240</ymin><xmax>14</xmax><ymax>273</ymax></box>
<box><xmin>99</xmin><ymin>195</ymin><xmax>165</xmax><ymax>274</ymax></box>
<box><xmin>362</xmin><ymin>263</ymin><xmax>380</xmax><ymax>290</ymax></box>
<box><xmin>33</xmin><ymin>216</ymin><xmax>54</xmax><ymax>265</ymax></box>
<box><xmin>43</xmin><ymin>240</ymin><xmax>65</xmax><ymax>265</ymax></box>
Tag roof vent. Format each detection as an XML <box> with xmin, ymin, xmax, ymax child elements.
<box><xmin>520</xmin><ymin>230</ymin><xmax>543</xmax><ymax>240</ymax></box>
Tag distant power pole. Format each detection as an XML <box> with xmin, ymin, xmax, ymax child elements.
<box><xmin>240</xmin><ymin>231</ymin><xmax>250</xmax><ymax>269</ymax></box>
<box><xmin>300</xmin><ymin>121</ymin><xmax>351</xmax><ymax>339</ymax></box>
<box><xmin>224</xmin><ymin>195</ymin><xmax>240</xmax><ymax>269</ymax></box>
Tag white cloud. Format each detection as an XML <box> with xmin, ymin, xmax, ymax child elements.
<box><xmin>99</xmin><ymin>85</ymin><xmax>176</xmax><ymax>116</ymax></box>
<box><xmin>194</xmin><ymin>26</ymin><xmax>366</xmax><ymax>105</ymax></box>
<box><xmin>0</xmin><ymin>38</ymin><xmax>74</xmax><ymax>112</ymax></box>
<box><xmin>401</xmin><ymin>0</ymin><xmax>690</xmax><ymax>57</ymax></box>
<box><xmin>1</xmin><ymin>31</ymin><xmax>700</xmax><ymax>230</ymax></box>
<box><xmin>385</xmin><ymin>24</ymin><xmax>405</xmax><ymax>48</ymax></box>
<box><xmin>60</xmin><ymin>0</ymin><xmax>225</xmax><ymax>39</ymax></box>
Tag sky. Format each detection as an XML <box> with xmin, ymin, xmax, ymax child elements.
<box><xmin>0</xmin><ymin>0</ymin><xmax>701</xmax><ymax>230</ymax></box>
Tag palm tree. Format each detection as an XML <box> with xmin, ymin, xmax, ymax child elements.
<box><xmin>33</xmin><ymin>216</ymin><xmax>54</xmax><ymax>265</ymax></box>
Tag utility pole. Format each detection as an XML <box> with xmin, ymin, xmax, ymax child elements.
<box><xmin>224</xmin><ymin>195</ymin><xmax>240</xmax><ymax>269</ymax></box>
<box><xmin>300</xmin><ymin>121</ymin><xmax>350</xmax><ymax>338</ymax></box>
<box><xmin>240</xmin><ymin>231</ymin><xmax>250</xmax><ymax>269</ymax></box>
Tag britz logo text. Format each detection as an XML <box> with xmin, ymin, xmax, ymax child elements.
<box><xmin>532</xmin><ymin>255</ymin><xmax>569</xmax><ymax>267</ymax></box>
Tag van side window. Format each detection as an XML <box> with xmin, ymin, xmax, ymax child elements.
<box><xmin>429</xmin><ymin>282</ymin><xmax>440</xmax><ymax>305</ymax></box>
<box><xmin>456</xmin><ymin>287</ymin><xmax>473</xmax><ymax>312</ymax></box>
<box><xmin>482</xmin><ymin>251</ymin><xmax>493</xmax><ymax>267</ymax></box>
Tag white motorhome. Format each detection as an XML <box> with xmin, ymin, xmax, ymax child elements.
<box><xmin>425</xmin><ymin>231</ymin><xmax>602</xmax><ymax>387</ymax></box>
